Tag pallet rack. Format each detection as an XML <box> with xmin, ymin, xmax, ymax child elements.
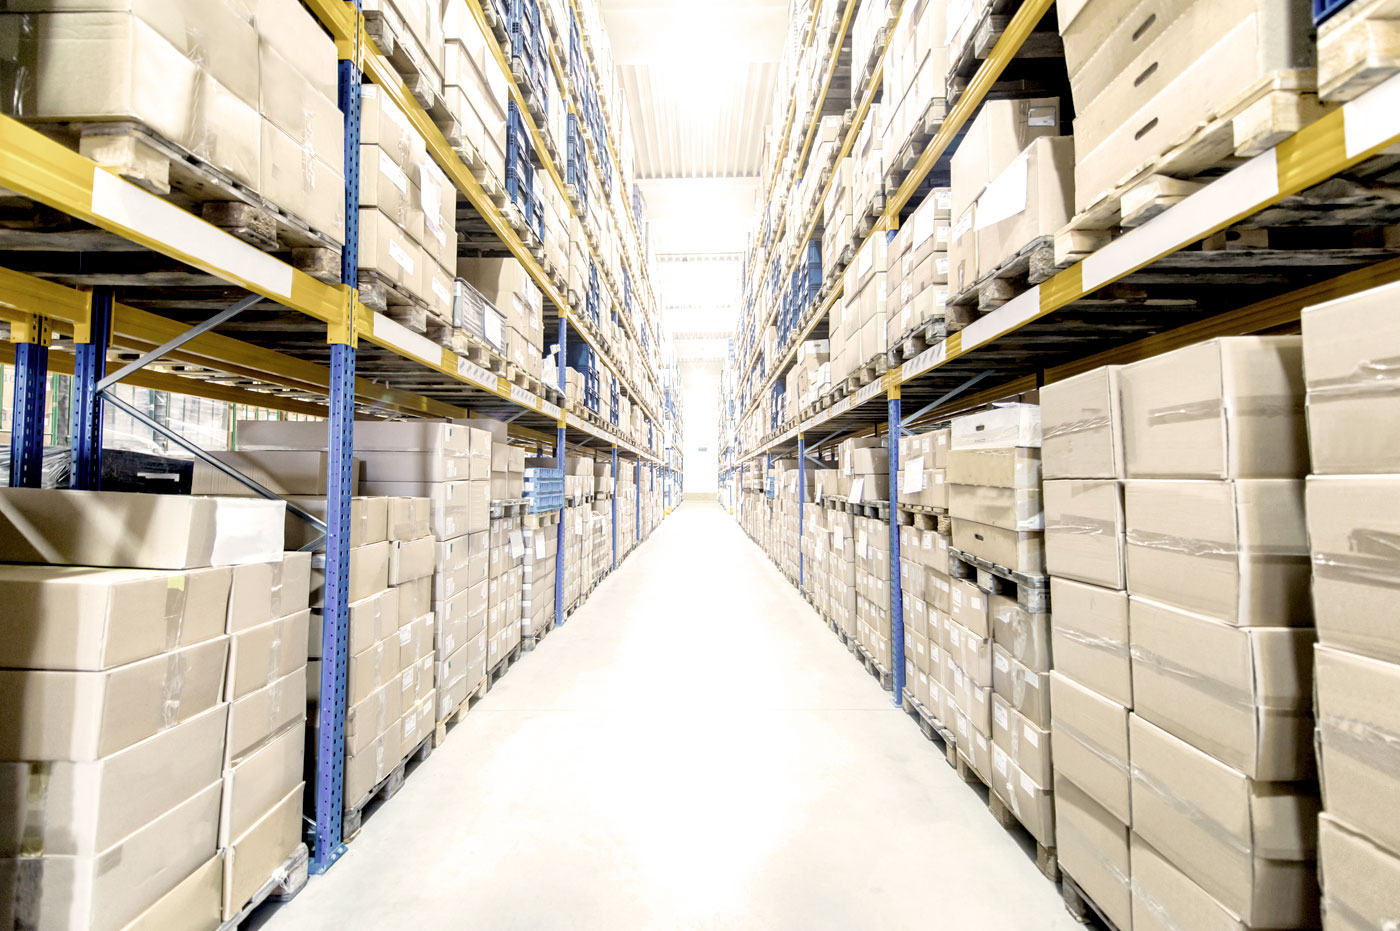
<box><xmin>722</xmin><ymin>0</ymin><xmax>1400</xmax><ymax>708</ymax></box>
<box><xmin>0</xmin><ymin>0</ymin><xmax>681</xmax><ymax>877</ymax></box>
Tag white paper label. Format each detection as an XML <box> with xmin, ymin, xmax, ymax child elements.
<box><xmin>534</xmin><ymin>534</ymin><xmax>548</xmax><ymax>559</ymax></box>
<box><xmin>976</xmin><ymin>151</ymin><xmax>1030</xmax><ymax>231</ymax></box>
<box><xmin>1023</xmin><ymin>727</ymin><xmax>1039</xmax><ymax>748</ymax></box>
<box><xmin>994</xmin><ymin>704</ymin><xmax>1009</xmax><ymax>730</ymax></box>
<box><xmin>1021</xmin><ymin>772</ymin><xmax>1037</xmax><ymax>794</ymax></box>
<box><xmin>431</xmin><ymin>276</ymin><xmax>451</xmax><ymax>306</ymax></box>
<box><xmin>457</xmin><ymin>357</ymin><xmax>497</xmax><ymax>390</ymax></box>
<box><xmin>380</xmin><ymin>150</ymin><xmax>408</xmax><ymax>194</ymax></box>
<box><xmin>995</xmin><ymin>652</ymin><xmax>1010</xmax><ymax>673</ymax></box>
<box><xmin>949</xmin><ymin>626</ymin><xmax>961</xmax><ymax>648</ymax></box>
<box><xmin>994</xmin><ymin>745</ymin><xmax>1008</xmax><ymax>776</ymax></box>
<box><xmin>509</xmin><ymin>530</ymin><xmax>525</xmax><ymax>558</ymax></box>
<box><xmin>971</xmin><ymin>595</ymin><xmax>982</xmax><ymax>611</ymax></box>
<box><xmin>903</xmin><ymin>455</ymin><xmax>925</xmax><ymax>492</ymax></box>
<box><xmin>850</xmin><ymin>477</ymin><xmax>865</xmax><ymax>502</ymax></box>
<box><xmin>913</xmin><ymin>210</ymin><xmax>935</xmax><ymax>247</ymax></box>
<box><xmin>388</xmin><ymin>237</ymin><xmax>415</xmax><ymax>274</ymax></box>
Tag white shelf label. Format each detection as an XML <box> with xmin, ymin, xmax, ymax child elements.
<box><xmin>373</xmin><ymin>313</ymin><xmax>441</xmax><ymax>366</ymax></box>
<box><xmin>902</xmin><ymin>342</ymin><xmax>946</xmax><ymax>381</ymax></box>
<box><xmin>510</xmin><ymin>385</ymin><xmax>536</xmax><ymax>409</ymax></box>
<box><xmin>457</xmin><ymin>358</ymin><xmax>497</xmax><ymax>390</ymax></box>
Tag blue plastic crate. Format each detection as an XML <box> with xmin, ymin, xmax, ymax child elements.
<box><xmin>1314</xmin><ymin>0</ymin><xmax>1352</xmax><ymax>22</ymax></box>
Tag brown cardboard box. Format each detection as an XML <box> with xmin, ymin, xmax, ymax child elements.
<box><xmin>283</xmin><ymin>495</ymin><xmax>387</xmax><ymax>550</ymax></box>
<box><xmin>311</xmin><ymin>587</ymin><xmax>399</xmax><ymax>659</ymax></box>
<box><xmin>949</xmin><ymin>579</ymin><xmax>989</xmax><ymax>637</ymax></box>
<box><xmin>1307</xmin><ymin>476</ymin><xmax>1400</xmax><ymax>664</ymax></box>
<box><xmin>388</xmin><ymin>535</ymin><xmax>435</xmax><ymax>585</ymax></box>
<box><xmin>951</xmin><ymin>404</ymin><xmax>1041</xmax><ymax>450</ymax></box>
<box><xmin>992</xmin><ymin>694</ymin><xmax>1052</xmax><ymax>785</ymax></box>
<box><xmin>217</xmin><ymin>722</ymin><xmax>301</xmax><ymax>847</ymax></box>
<box><xmin>0</xmin><ymin>703</ymin><xmax>226</xmax><ymax>858</ymax></box>
<box><xmin>990</xmin><ymin>748</ymin><xmax>1056</xmax><ymax>847</ymax></box>
<box><xmin>1315</xmin><ymin>645</ymin><xmax>1400</xmax><ymax>858</ymax></box>
<box><xmin>1130</xmin><ymin>832</ymin><xmax>1267</xmax><ymax>931</ymax></box>
<box><xmin>0</xmin><ymin>488</ymin><xmax>285</xmax><ymax>569</ymax></box>
<box><xmin>1130</xmin><ymin>596</ymin><xmax>1314</xmax><ymax>780</ymax></box>
<box><xmin>226</xmin><ymin>667</ymin><xmax>304</xmax><ymax>765</ymax></box>
<box><xmin>1041</xmin><ymin>366</ymin><xmax>1125</xmax><ymax>479</ymax></box>
<box><xmin>0</xmin><ymin>781</ymin><xmax>222</xmax><ymax>931</ymax></box>
<box><xmin>358</xmin><ymin>207</ymin><xmax>423</xmax><ymax>294</ymax></box>
<box><xmin>1055</xmin><ymin>778</ymin><xmax>1132</xmax><ymax>931</ymax></box>
<box><xmin>1050</xmin><ymin>578</ymin><xmax>1131</xmax><ymax>706</ymax></box>
<box><xmin>226</xmin><ymin>611</ymin><xmax>308</xmax><ymax>701</ymax></box>
<box><xmin>0</xmin><ymin>565</ymin><xmax>230</xmax><ymax>670</ymax></box>
<box><xmin>1044</xmin><ymin>479</ymin><xmax>1124</xmax><ymax>589</ymax></box>
<box><xmin>949</xmin><ymin>484</ymin><xmax>1042</xmax><ymax>531</ymax></box>
<box><xmin>119</xmin><ymin>854</ymin><xmax>221</xmax><ymax>931</ymax></box>
<box><xmin>951</xmin><ymin>96</ymin><xmax>1063</xmax><ymax>214</ymax></box>
<box><xmin>227</xmin><ymin>553</ymin><xmax>312</xmax><ymax>633</ymax></box>
<box><xmin>0</xmin><ymin>636</ymin><xmax>229</xmax><ymax>761</ymax></box>
<box><xmin>201</xmin><ymin>450</ymin><xmax>356</xmax><ymax>496</ymax></box>
<box><xmin>358</xmin><ymin>451</ymin><xmax>468</xmax><ymax>484</ymax></box>
<box><xmin>386</xmin><ymin>497</ymin><xmax>431</xmax><ymax>542</ymax></box>
<box><xmin>993</xmin><ymin>644</ymin><xmax>1051</xmax><ymax>728</ymax></box>
<box><xmin>990</xmin><ymin>595</ymin><xmax>1051</xmax><ymax>672</ymax></box>
<box><xmin>1128</xmin><ymin>714</ymin><xmax>1319</xmax><ymax>927</ymax></box>
<box><xmin>1318</xmin><ymin>814</ymin><xmax>1400</xmax><ymax>931</ymax></box>
<box><xmin>951</xmin><ymin>518</ymin><xmax>1045</xmax><ymax>574</ymax></box>
<box><xmin>1119</xmin><ymin>337</ymin><xmax>1306</xmax><ymax>479</ymax></box>
<box><xmin>945</xmin><ymin>447</ymin><xmax>1041</xmax><ymax>488</ymax></box>
<box><xmin>262</xmin><ymin>121</ymin><xmax>344</xmax><ymax>242</ymax></box>
<box><xmin>1124</xmin><ymin>479</ymin><xmax>1309</xmax><ymax>626</ymax></box>
<box><xmin>975</xmin><ymin>136</ymin><xmax>1074</xmax><ymax>280</ymax></box>
<box><xmin>1302</xmin><ymin>280</ymin><xmax>1400</xmax><ymax>474</ymax></box>
<box><xmin>221</xmin><ymin>783</ymin><xmax>302</xmax><ymax>920</ymax></box>
<box><xmin>1051</xmin><ymin>672</ymin><xmax>1131</xmax><ymax>823</ymax></box>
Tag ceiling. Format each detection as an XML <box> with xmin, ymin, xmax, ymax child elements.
<box><xmin>601</xmin><ymin>0</ymin><xmax>790</xmax><ymax>180</ymax></box>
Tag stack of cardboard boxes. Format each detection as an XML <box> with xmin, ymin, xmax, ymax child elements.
<box><xmin>854</xmin><ymin>511</ymin><xmax>893</xmax><ymax>673</ymax></box>
<box><xmin>785</xmin><ymin>340</ymin><xmax>831</xmax><ymax>414</ymax></box>
<box><xmin>442</xmin><ymin>0</ymin><xmax>510</xmax><ymax>185</ymax></box>
<box><xmin>1302</xmin><ymin>281</ymin><xmax>1400</xmax><ymax>927</ymax></box>
<box><xmin>1058</xmin><ymin>0</ymin><xmax>1316</xmax><ymax>218</ymax></box>
<box><xmin>458</xmin><ymin>258</ymin><xmax>546</xmax><ymax>385</ymax></box>
<box><xmin>487</xmin><ymin>506</ymin><xmax>524</xmax><ymax>668</ymax></box>
<box><xmin>823</xmin><ymin>158</ymin><xmax>855</xmax><ymax>279</ymax></box>
<box><xmin>616</xmin><ymin>460</ymin><xmax>637</xmax><ymax>562</ymax></box>
<box><xmin>948</xmin><ymin>98</ymin><xmax>1066</xmax><ymax>299</ymax></box>
<box><xmin>1044</xmin><ymin>338</ymin><xmax>1319</xmax><ymax>929</ymax></box>
<box><xmin>521</xmin><ymin>520</ymin><xmax>557</xmax><ymax>639</ymax></box>
<box><xmin>0</xmin><ymin>489</ymin><xmax>294</xmax><ymax>927</ymax></box>
<box><xmin>947</xmin><ymin>403</ymin><xmax>1055</xmax><ymax>851</ymax></box>
<box><xmin>893</xmin><ymin>426</ymin><xmax>952</xmax><ymax>722</ymax></box>
<box><xmin>880</xmin><ymin>0</ymin><xmax>949</xmax><ymax>172</ymax></box>
<box><xmin>836</xmin><ymin>227</ymin><xmax>890</xmax><ymax>381</ymax></box>
<box><xmin>0</xmin><ymin>0</ymin><xmax>346</xmax><ymax>245</ymax></box>
<box><xmin>895</xmin><ymin>429</ymin><xmax>949</xmax><ymax>511</ymax></box>
<box><xmin>841</xmin><ymin>435</ymin><xmax>890</xmax><ymax>506</ymax></box>
<box><xmin>886</xmin><ymin>189</ymin><xmax>951</xmax><ymax>348</ymax></box>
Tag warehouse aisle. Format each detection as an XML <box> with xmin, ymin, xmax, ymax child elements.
<box><xmin>263</xmin><ymin>501</ymin><xmax>1078</xmax><ymax>930</ymax></box>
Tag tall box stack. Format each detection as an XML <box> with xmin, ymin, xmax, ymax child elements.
<box><xmin>826</xmin><ymin>500</ymin><xmax>858</xmax><ymax>639</ymax></box>
<box><xmin>0</xmin><ymin>488</ymin><xmax>291</xmax><ymax>928</ymax></box>
<box><xmin>1301</xmin><ymin>281</ymin><xmax>1400</xmax><ymax>928</ymax></box>
<box><xmin>521</xmin><ymin>523</ymin><xmax>557</xmax><ymax>638</ymax></box>
<box><xmin>442</xmin><ymin>0</ymin><xmax>510</xmax><ymax>183</ymax></box>
<box><xmin>887</xmin><ymin>188</ymin><xmax>951</xmax><ymax>348</ymax></box>
<box><xmin>1040</xmin><ymin>366</ymin><xmax>1132</xmax><ymax>930</ymax></box>
<box><xmin>459</xmin><ymin>258</ymin><xmax>546</xmax><ymax>384</ymax></box>
<box><xmin>841</xmin><ymin>233</ymin><xmax>890</xmax><ymax>374</ymax></box>
<box><xmin>947</xmin><ymin>404</ymin><xmax>1054</xmax><ymax>850</ymax></box>
<box><xmin>1119</xmin><ymin>338</ymin><xmax>1318</xmax><ymax>930</ymax></box>
<box><xmin>487</xmin><ymin>501</ymin><xmax>524</xmax><ymax>670</ymax></box>
<box><xmin>588</xmin><ymin>510</ymin><xmax>609</xmax><ymax>585</ymax></box>
<box><xmin>842</xmin><ymin>435</ymin><xmax>890</xmax><ymax>505</ymax></box>
<box><xmin>894</xmin><ymin>428</ymin><xmax>951</xmax><ymax>722</ymax></box>
<box><xmin>563</xmin><ymin>500</ymin><xmax>584</xmax><ymax>610</ymax></box>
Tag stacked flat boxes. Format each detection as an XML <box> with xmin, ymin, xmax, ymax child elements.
<box><xmin>616</xmin><ymin>460</ymin><xmax>636</xmax><ymax>562</ymax></box>
<box><xmin>785</xmin><ymin>340</ymin><xmax>831</xmax><ymax>414</ymax></box>
<box><xmin>895</xmin><ymin>427</ymin><xmax>952</xmax><ymax>722</ymax></box>
<box><xmin>837</xmin><ymin>232</ymin><xmax>890</xmax><ymax>382</ymax></box>
<box><xmin>881</xmin><ymin>0</ymin><xmax>950</xmax><ymax>166</ymax></box>
<box><xmin>1302</xmin><ymin>284</ymin><xmax>1400</xmax><ymax>928</ymax></box>
<box><xmin>588</xmin><ymin>509</ymin><xmax>610</xmax><ymax>586</ymax></box>
<box><xmin>886</xmin><ymin>188</ymin><xmax>951</xmax><ymax>347</ymax></box>
<box><xmin>948</xmin><ymin>98</ymin><xmax>1066</xmax><ymax>297</ymax></box>
<box><xmin>442</xmin><ymin>0</ymin><xmax>511</xmax><ymax>184</ymax></box>
<box><xmin>459</xmin><ymin>258</ymin><xmax>546</xmax><ymax>385</ymax></box>
<box><xmin>359</xmin><ymin>87</ymin><xmax>458</xmax><ymax>324</ymax></box>
<box><xmin>487</xmin><ymin>507</ymin><xmax>524</xmax><ymax>668</ymax></box>
<box><xmin>563</xmin><ymin>498</ymin><xmax>586</xmax><ymax>610</ymax></box>
<box><xmin>0</xmin><ymin>0</ymin><xmax>346</xmax><ymax>244</ymax></box>
<box><xmin>521</xmin><ymin>523</ymin><xmax>557</xmax><ymax>638</ymax></box>
<box><xmin>1046</xmin><ymin>338</ymin><xmax>1319</xmax><ymax>929</ymax></box>
<box><xmin>947</xmin><ymin>404</ymin><xmax>1055</xmax><ymax>851</ymax></box>
<box><xmin>0</xmin><ymin>490</ymin><xmax>300</xmax><ymax>927</ymax></box>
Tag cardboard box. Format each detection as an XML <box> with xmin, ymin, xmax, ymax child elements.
<box><xmin>0</xmin><ymin>565</ymin><xmax>230</xmax><ymax>670</ymax></box>
<box><xmin>0</xmin><ymin>703</ymin><xmax>226</xmax><ymax>858</ymax></box>
<box><xmin>989</xmin><ymin>748</ymin><xmax>1056</xmax><ymax>847</ymax></box>
<box><xmin>1128</xmin><ymin>714</ymin><xmax>1319</xmax><ymax>927</ymax></box>
<box><xmin>221</xmin><ymin>783</ymin><xmax>302</xmax><ymax>920</ymax></box>
<box><xmin>1051</xmin><ymin>578</ymin><xmax>1131</xmax><ymax>706</ymax></box>
<box><xmin>1318</xmin><ymin>814</ymin><xmax>1400</xmax><ymax>931</ymax></box>
<box><xmin>1043</xmin><ymin>479</ymin><xmax>1125</xmax><ymax>589</ymax></box>
<box><xmin>201</xmin><ymin>450</ymin><xmax>356</xmax><ymax>496</ymax></box>
<box><xmin>1051</xmin><ymin>672</ymin><xmax>1131</xmax><ymax>823</ymax></box>
<box><xmin>974</xmin><ymin>136</ymin><xmax>1074</xmax><ymax>279</ymax></box>
<box><xmin>1054</xmin><ymin>777</ymin><xmax>1132</xmax><ymax>931</ymax></box>
<box><xmin>948</xmin><ymin>484</ymin><xmax>1042</xmax><ymax>531</ymax></box>
<box><xmin>1302</xmin><ymin>280</ymin><xmax>1400</xmax><ymax>474</ymax></box>
<box><xmin>945</xmin><ymin>447</ymin><xmax>1041</xmax><ymax>488</ymax></box>
<box><xmin>949</xmin><ymin>578</ymin><xmax>989</xmax><ymax>638</ymax></box>
<box><xmin>1042</xmin><ymin>365</ymin><xmax>1124</xmax><ymax>479</ymax></box>
<box><xmin>119</xmin><ymin>854</ymin><xmax>221</xmax><ymax>931</ymax></box>
<box><xmin>225</xmin><ymin>667</ymin><xmax>304</xmax><ymax>766</ymax></box>
<box><xmin>226</xmin><ymin>610</ymin><xmax>309</xmax><ymax>701</ymax></box>
<box><xmin>227</xmin><ymin>553</ymin><xmax>312</xmax><ymax>633</ymax></box>
<box><xmin>0</xmin><ymin>636</ymin><xmax>229</xmax><ymax>761</ymax></box>
<box><xmin>1130</xmin><ymin>596</ymin><xmax>1313</xmax><ymax>780</ymax></box>
<box><xmin>1315</xmin><ymin>645</ymin><xmax>1400</xmax><ymax>859</ymax></box>
<box><xmin>388</xmin><ymin>535</ymin><xmax>435</xmax><ymax>585</ymax></box>
<box><xmin>1124</xmin><ymin>479</ymin><xmax>1309</xmax><ymax>626</ymax></box>
<box><xmin>217</xmin><ymin>721</ymin><xmax>302</xmax><ymax>847</ymax></box>
<box><xmin>1307</xmin><ymin>475</ymin><xmax>1400</xmax><ymax>664</ymax></box>
<box><xmin>951</xmin><ymin>518</ymin><xmax>1045</xmax><ymax>574</ymax></box>
<box><xmin>282</xmin><ymin>495</ymin><xmax>387</xmax><ymax>550</ymax></box>
<box><xmin>262</xmin><ymin>120</ymin><xmax>344</xmax><ymax>243</ymax></box>
<box><xmin>0</xmin><ymin>781</ymin><xmax>222</xmax><ymax>931</ymax></box>
<box><xmin>950</xmin><ymin>404</ymin><xmax>1041</xmax><ymax>450</ymax></box>
<box><xmin>386</xmin><ymin>497</ymin><xmax>431</xmax><ymax>542</ymax></box>
<box><xmin>357</xmin><ymin>450</ymin><xmax>468</xmax><ymax>484</ymax></box>
<box><xmin>1130</xmin><ymin>832</ymin><xmax>1267</xmax><ymax>931</ymax></box>
<box><xmin>1119</xmin><ymin>337</ymin><xmax>1306</xmax><ymax>479</ymax></box>
<box><xmin>0</xmin><ymin>489</ymin><xmax>285</xmax><ymax>569</ymax></box>
<box><xmin>989</xmin><ymin>595</ymin><xmax>1051</xmax><ymax>672</ymax></box>
<box><xmin>992</xmin><ymin>694</ymin><xmax>1052</xmax><ymax>785</ymax></box>
<box><xmin>992</xmin><ymin>644</ymin><xmax>1051</xmax><ymax>728</ymax></box>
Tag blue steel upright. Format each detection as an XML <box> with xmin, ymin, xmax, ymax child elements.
<box><xmin>888</xmin><ymin>393</ymin><xmax>905</xmax><ymax>706</ymax></box>
<box><xmin>310</xmin><ymin>52</ymin><xmax>362</xmax><ymax>875</ymax></box>
<box><xmin>610</xmin><ymin>445</ymin><xmax>617</xmax><ymax>569</ymax></box>
<box><xmin>555</xmin><ymin>317</ymin><xmax>566</xmax><ymax>627</ymax></box>
<box><xmin>8</xmin><ymin>315</ymin><xmax>50</xmax><ymax>488</ymax></box>
<box><xmin>69</xmin><ymin>288</ymin><xmax>112</xmax><ymax>490</ymax></box>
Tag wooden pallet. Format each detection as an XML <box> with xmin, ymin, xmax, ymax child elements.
<box><xmin>853</xmin><ymin>642</ymin><xmax>895</xmax><ymax>691</ymax></box>
<box><xmin>1319</xmin><ymin>0</ymin><xmax>1400</xmax><ymax>102</ymax></box>
<box><xmin>432</xmin><ymin>676</ymin><xmax>488</xmax><ymax>747</ymax></box>
<box><xmin>886</xmin><ymin>315</ymin><xmax>949</xmax><ymax>367</ymax></box>
<box><xmin>896</xmin><ymin>507</ymin><xmax>951</xmax><ymax>534</ymax></box>
<box><xmin>902</xmin><ymin>688</ymin><xmax>956</xmax><ymax>748</ymax></box>
<box><xmin>1062</xmin><ymin>872</ymin><xmax>1127</xmax><ymax>931</ymax></box>
<box><xmin>342</xmin><ymin>732</ymin><xmax>434</xmax><ymax>842</ymax></box>
<box><xmin>947</xmin><ymin>736</ymin><xmax>1061</xmax><ymax>883</ymax></box>
<box><xmin>948</xmin><ymin>546</ymin><xmax>1050</xmax><ymax>614</ymax></box>
<box><xmin>521</xmin><ymin>617</ymin><xmax>556</xmax><ymax>652</ymax></box>
<box><xmin>487</xmin><ymin>640</ymin><xmax>524</xmax><ymax>686</ymax></box>
<box><xmin>358</xmin><ymin>269</ymin><xmax>428</xmax><ymax>317</ymax></box>
<box><xmin>947</xmin><ymin>235</ymin><xmax>1066</xmax><ymax>331</ymax></box>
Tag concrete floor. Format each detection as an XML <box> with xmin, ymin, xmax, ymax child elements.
<box><xmin>264</xmin><ymin>501</ymin><xmax>1079</xmax><ymax>930</ymax></box>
